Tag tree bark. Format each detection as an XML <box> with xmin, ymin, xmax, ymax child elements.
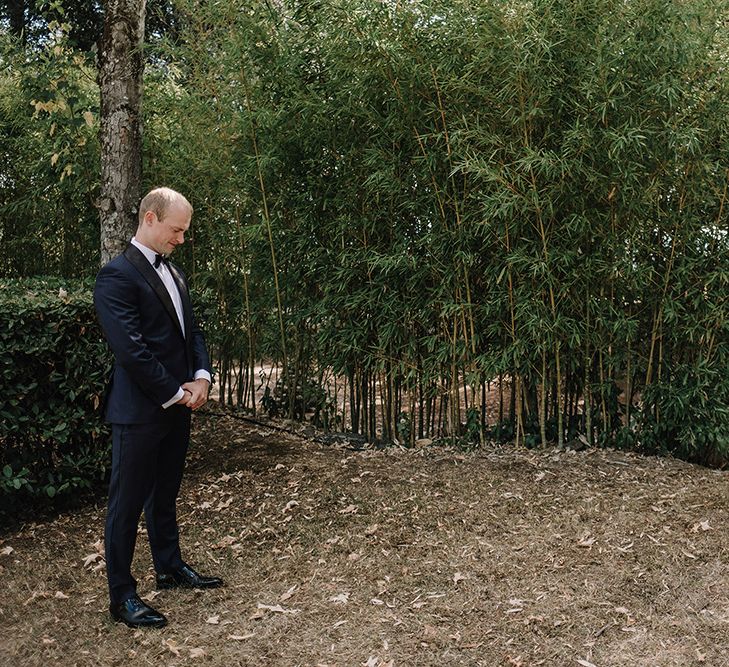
<box><xmin>98</xmin><ymin>0</ymin><xmax>146</xmax><ymax>265</ymax></box>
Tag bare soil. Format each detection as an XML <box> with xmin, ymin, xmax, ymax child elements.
<box><xmin>0</xmin><ymin>411</ymin><xmax>727</xmax><ymax>667</ymax></box>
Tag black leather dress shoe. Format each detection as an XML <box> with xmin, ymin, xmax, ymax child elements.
<box><xmin>110</xmin><ymin>595</ymin><xmax>167</xmax><ymax>628</ymax></box>
<box><xmin>156</xmin><ymin>564</ymin><xmax>224</xmax><ymax>590</ymax></box>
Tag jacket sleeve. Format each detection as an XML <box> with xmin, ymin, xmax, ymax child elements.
<box><xmin>94</xmin><ymin>263</ymin><xmax>182</xmax><ymax>406</ymax></box>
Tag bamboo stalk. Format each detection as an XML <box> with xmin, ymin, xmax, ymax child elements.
<box><xmin>599</xmin><ymin>347</ymin><xmax>608</xmax><ymax>435</ymax></box>
<box><xmin>239</xmin><ymin>62</ymin><xmax>289</xmax><ymax>404</ymax></box>
<box><xmin>341</xmin><ymin>373</ymin><xmax>348</xmax><ymax>431</ymax></box>
<box><xmin>514</xmin><ymin>373</ymin><xmax>523</xmax><ymax>446</ymax></box>
<box><xmin>540</xmin><ymin>348</ymin><xmax>547</xmax><ymax>447</ymax></box>
<box><xmin>531</xmin><ymin>170</ymin><xmax>563</xmax><ymax>447</ymax></box>
<box><xmin>498</xmin><ymin>373</ymin><xmax>504</xmax><ymax>425</ymax></box>
<box><xmin>409</xmin><ymin>391</ymin><xmax>417</xmax><ymax>447</ymax></box>
<box><xmin>234</xmin><ymin>208</ymin><xmax>257</xmax><ymax>415</ymax></box>
<box><xmin>370</xmin><ymin>371</ymin><xmax>377</xmax><ymax>441</ymax></box>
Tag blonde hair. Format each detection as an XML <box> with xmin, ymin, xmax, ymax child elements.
<box><xmin>138</xmin><ymin>187</ymin><xmax>193</xmax><ymax>225</ymax></box>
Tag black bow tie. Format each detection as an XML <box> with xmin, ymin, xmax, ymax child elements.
<box><xmin>154</xmin><ymin>254</ymin><xmax>169</xmax><ymax>269</ymax></box>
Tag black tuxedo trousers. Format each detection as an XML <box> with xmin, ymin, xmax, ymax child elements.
<box><xmin>106</xmin><ymin>405</ymin><xmax>191</xmax><ymax>604</ymax></box>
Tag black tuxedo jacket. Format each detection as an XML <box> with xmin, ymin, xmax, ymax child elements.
<box><xmin>94</xmin><ymin>244</ymin><xmax>210</xmax><ymax>424</ymax></box>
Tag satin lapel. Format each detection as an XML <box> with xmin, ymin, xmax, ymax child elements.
<box><xmin>168</xmin><ymin>262</ymin><xmax>194</xmax><ymax>370</ymax></box>
<box><xmin>168</xmin><ymin>263</ymin><xmax>193</xmax><ymax>337</ymax></box>
<box><xmin>122</xmin><ymin>244</ymin><xmax>184</xmax><ymax>338</ymax></box>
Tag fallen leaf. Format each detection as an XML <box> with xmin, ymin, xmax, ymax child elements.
<box><xmin>329</xmin><ymin>593</ymin><xmax>349</xmax><ymax>604</ymax></box>
<box><xmin>23</xmin><ymin>591</ymin><xmax>49</xmax><ymax>605</ymax></box>
<box><xmin>363</xmin><ymin>658</ymin><xmax>378</xmax><ymax>667</ymax></box>
<box><xmin>54</xmin><ymin>591</ymin><xmax>69</xmax><ymax>599</ymax></box>
<box><xmin>206</xmin><ymin>614</ymin><xmax>220</xmax><ymax>624</ymax></box>
<box><xmin>216</xmin><ymin>497</ymin><xmax>234</xmax><ymax>510</ymax></box>
<box><xmin>578</xmin><ymin>535</ymin><xmax>596</xmax><ymax>548</ymax></box>
<box><xmin>453</xmin><ymin>572</ymin><xmax>466</xmax><ymax>584</ymax></box>
<box><xmin>228</xmin><ymin>633</ymin><xmax>256</xmax><ymax>641</ymax></box>
<box><xmin>257</xmin><ymin>603</ymin><xmax>300</xmax><ymax>614</ymax></box>
<box><xmin>423</xmin><ymin>625</ymin><xmax>438</xmax><ymax>638</ymax></box>
<box><xmin>42</xmin><ymin>637</ymin><xmax>55</xmax><ymax>645</ymax></box>
<box><xmin>280</xmin><ymin>585</ymin><xmax>297</xmax><ymax>601</ymax></box>
<box><xmin>339</xmin><ymin>504</ymin><xmax>358</xmax><ymax>515</ymax></box>
<box><xmin>1</xmin><ymin>546</ymin><xmax>14</xmax><ymax>556</ymax></box>
<box><xmin>577</xmin><ymin>660</ymin><xmax>598</xmax><ymax>667</ymax></box>
<box><xmin>365</xmin><ymin>524</ymin><xmax>379</xmax><ymax>535</ymax></box>
<box><xmin>82</xmin><ymin>553</ymin><xmax>102</xmax><ymax>567</ymax></box>
<box><xmin>692</xmin><ymin>520</ymin><xmax>712</xmax><ymax>533</ymax></box>
<box><xmin>332</xmin><ymin>620</ymin><xmax>348</xmax><ymax>629</ymax></box>
<box><xmin>189</xmin><ymin>647</ymin><xmax>206</xmax><ymax>659</ymax></box>
<box><xmin>163</xmin><ymin>639</ymin><xmax>181</xmax><ymax>657</ymax></box>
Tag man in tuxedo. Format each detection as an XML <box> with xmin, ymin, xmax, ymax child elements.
<box><xmin>94</xmin><ymin>187</ymin><xmax>223</xmax><ymax>629</ymax></box>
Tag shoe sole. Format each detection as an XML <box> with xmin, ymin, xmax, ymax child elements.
<box><xmin>111</xmin><ymin>613</ymin><xmax>168</xmax><ymax>629</ymax></box>
<box><xmin>156</xmin><ymin>580</ymin><xmax>224</xmax><ymax>590</ymax></box>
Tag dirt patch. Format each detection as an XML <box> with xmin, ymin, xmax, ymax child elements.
<box><xmin>0</xmin><ymin>412</ymin><xmax>727</xmax><ymax>666</ymax></box>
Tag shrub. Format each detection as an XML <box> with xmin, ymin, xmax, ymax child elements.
<box><xmin>640</xmin><ymin>363</ymin><xmax>729</xmax><ymax>467</ymax></box>
<box><xmin>0</xmin><ymin>278</ymin><xmax>112</xmax><ymax>508</ymax></box>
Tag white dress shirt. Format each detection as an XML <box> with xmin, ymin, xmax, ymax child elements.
<box><xmin>131</xmin><ymin>238</ymin><xmax>211</xmax><ymax>408</ymax></box>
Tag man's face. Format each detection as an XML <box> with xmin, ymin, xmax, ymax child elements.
<box><xmin>145</xmin><ymin>204</ymin><xmax>191</xmax><ymax>256</ymax></box>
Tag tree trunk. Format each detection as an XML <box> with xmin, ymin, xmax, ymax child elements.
<box><xmin>98</xmin><ymin>0</ymin><xmax>146</xmax><ymax>265</ymax></box>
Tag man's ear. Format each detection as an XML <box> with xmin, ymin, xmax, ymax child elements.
<box><xmin>143</xmin><ymin>210</ymin><xmax>158</xmax><ymax>225</ymax></box>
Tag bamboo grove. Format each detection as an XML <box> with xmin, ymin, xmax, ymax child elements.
<box><xmin>2</xmin><ymin>0</ymin><xmax>728</xmax><ymax>463</ymax></box>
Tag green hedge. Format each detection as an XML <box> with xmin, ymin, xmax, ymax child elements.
<box><xmin>0</xmin><ymin>278</ymin><xmax>112</xmax><ymax>507</ymax></box>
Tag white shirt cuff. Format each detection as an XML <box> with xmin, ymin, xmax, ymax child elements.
<box><xmin>194</xmin><ymin>370</ymin><xmax>212</xmax><ymax>383</ymax></box>
<box><xmin>163</xmin><ymin>388</ymin><xmax>185</xmax><ymax>409</ymax></box>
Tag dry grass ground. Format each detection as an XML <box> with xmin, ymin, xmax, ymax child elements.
<box><xmin>0</xmin><ymin>412</ymin><xmax>727</xmax><ymax>667</ymax></box>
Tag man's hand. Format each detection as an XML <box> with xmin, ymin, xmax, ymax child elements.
<box><xmin>181</xmin><ymin>378</ymin><xmax>210</xmax><ymax>410</ymax></box>
<box><xmin>176</xmin><ymin>389</ymin><xmax>193</xmax><ymax>406</ymax></box>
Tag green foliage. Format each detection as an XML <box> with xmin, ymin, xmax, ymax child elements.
<box><xmin>0</xmin><ymin>24</ymin><xmax>100</xmax><ymax>277</ymax></box>
<box><xmin>641</xmin><ymin>362</ymin><xmax>729</xmax><ymax>465</ymax></box>
<box><xmin>0</xmin><ymin>0</ymin><xmax>181</xmax><ymax>52</ymax></box>
<box><xmin>0</xmin><ymin>278</ymin><xmax>112</xmax><ymax>507</ymax></box>
<box><xmin>2</xmin><ymin>0</ymin><xmax>727</xmax><ymax>466</ymax></box>
<box><xmin>1</xmin><ymin>463</ymin><xmax>32</xmax><ymax>494</ymax></box>
<box><xmin>145</xmin><ymin>0</ymin><xmax>728</xmax><ymax>464</ymax></box>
